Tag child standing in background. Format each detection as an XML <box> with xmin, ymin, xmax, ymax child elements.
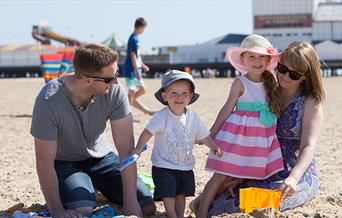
<box><xmin>123</xmin><ymin>17</ymin><xmax>154</xmax><ymax>116</ymax></box>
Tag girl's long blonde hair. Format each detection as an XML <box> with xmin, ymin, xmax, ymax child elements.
<box><xmin>263</xmin><ymin>70</ymin><xmax>282</xmax><ymax>117</ymax></box>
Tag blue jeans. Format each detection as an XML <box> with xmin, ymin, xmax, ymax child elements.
<box><xmin>55</xmin><ymin>152</ymin><xmax>153</xmax><ymax>209</ymax></box>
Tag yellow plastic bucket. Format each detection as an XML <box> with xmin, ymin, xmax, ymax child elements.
<box><xmin>239</xmin><ymin>187</ymin><xmax>281</xmax><ymax>213</ymax></box>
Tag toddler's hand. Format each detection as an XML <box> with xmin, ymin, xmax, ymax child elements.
<box><xmin>130</xmin><ymin>147</ymin><xmax>143</xmax><ymax>157</ymax></box>
<box><xmin>211</xmin><ymin>146</ymin><xmax>223</xmax><ymax>157</ymax></box>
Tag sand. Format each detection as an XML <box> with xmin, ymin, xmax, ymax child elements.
<box><xmin>0</xmin><ymin>77</ymin><xmax>341</xmax><ymax>217</ymax></box>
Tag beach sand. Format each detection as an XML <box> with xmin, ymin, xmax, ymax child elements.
<box><xmin>0</xmin><ymin>77</ymin><xmax>341</xmax><ymax>217</ymax></box>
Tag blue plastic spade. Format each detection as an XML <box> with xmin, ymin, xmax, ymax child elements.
<box><xmin>119</xmin><ymin>144</ymin><xmax>148</xmax><ymax>171</ymax></box>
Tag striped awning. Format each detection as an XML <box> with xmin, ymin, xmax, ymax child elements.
<box><xmin>0</xmin><ymin>44</ymin><xmax>75</xmax><ymax>52</ymax></box>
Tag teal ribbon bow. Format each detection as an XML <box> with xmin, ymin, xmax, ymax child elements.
<box><xmin>236</xmin><ymin>101</ymin><xmax>277</xmax><ymax>127</ymax></box>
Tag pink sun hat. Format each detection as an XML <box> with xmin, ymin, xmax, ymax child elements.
<box><xmin>226</xmin><ymin>34</ymin><xmax>281</xmax><ymax>75</ymax></box>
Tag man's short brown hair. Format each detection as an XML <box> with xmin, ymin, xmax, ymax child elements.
<box><xmin>134</xmin><ymin>17</ymin><xmax>147</xmax><ymax>29</ymax></box>
<box><xmin>73</xmin><ymin>43</ymin><xmax>118</xmax><ymax>77</ymax></box>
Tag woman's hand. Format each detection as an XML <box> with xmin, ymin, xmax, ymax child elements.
<box><xmin>278</xmin><ymin>176</ymin><xmax>299</xmax><ymax>201</ymax></box>
<box><xmin>223</xmin><ymin>177</ymin><xmax>244</xmax><ymax>197</ymax></box>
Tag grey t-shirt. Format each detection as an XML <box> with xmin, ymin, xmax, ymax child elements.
<box><xmin>30</xmin><ymin>77</ymin><xmax>131</xmax><ymax>161</ymax></box>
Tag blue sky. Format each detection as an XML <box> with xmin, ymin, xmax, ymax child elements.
<box><xmin>1</xmin><ymin>0</ymin><xmax>252</xmax><ymax>48</ymax></box>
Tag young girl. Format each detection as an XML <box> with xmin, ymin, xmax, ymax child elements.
<box><xmin>197</xmin><ymin>34</ymin><xmax>284</xmax><ymax>217</ymax></box>
<box><xmin>132</xmin><ymin>70</ymin><xmax>223</xmax><ymax>218</ymax></box>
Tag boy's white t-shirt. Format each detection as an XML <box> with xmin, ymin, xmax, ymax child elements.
<box><xmin>145</xmin><ymin>107</ymin><xmax>210</xmax><ymax>171</ymax></box>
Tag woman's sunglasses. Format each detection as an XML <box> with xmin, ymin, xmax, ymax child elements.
<box><xmin>79</xmin><ymin>69</ymin><xmax>119</xmax><ymax>84</ymax></box>
<box><xmin>276</xmin><ymin>62</ymin><xmax>303</xmax><ymax>81</ymax></box>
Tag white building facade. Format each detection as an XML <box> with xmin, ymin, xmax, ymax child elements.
<box><xmin>253</xmin><ymin>0</ymin><xmax>320</xmax><ymax>50</ymax></box>
<box><xmin>253</xmin><ymin>0</ymin><xmax>342</xmax><ymax>61</ymax></box>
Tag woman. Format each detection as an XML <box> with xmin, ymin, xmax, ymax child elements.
<box><xmin>192</xmin><ymin>41</ymin><xmax>325</xmax><ymax>216</ymax></box>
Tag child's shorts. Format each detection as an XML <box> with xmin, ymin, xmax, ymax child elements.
<box><xmin>152</xmin><ymin>166</ymin><xmax>195</xmax><ymax>201</ymax></box>
<box><xmin>125</xmin><ymin>77</ymin><xmax>145</xmax><ymax>90</ymax></box>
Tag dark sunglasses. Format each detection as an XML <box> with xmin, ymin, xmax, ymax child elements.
<box><xmin>79</xmin><ymin>68</ymin><xmax>119</xmax><ymax>84</ymax></box>
<box><xmin>276</xmin><ymin>62</ymin><xmax>303</xmax><ymax>81</ymax></box>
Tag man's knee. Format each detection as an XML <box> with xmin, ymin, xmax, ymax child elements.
<box><xmin>141</xmin><ymin>201</ymin><xmax>156</xmax><ymax>216</ymax></box>
<box><xmin>74</xmin><ymin>206</ymin><xmax>94</xmax><ymax>216</ymax></box>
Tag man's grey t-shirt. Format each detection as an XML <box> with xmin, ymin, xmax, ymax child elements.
<box><xmin>30</xmin><ymin>77</ymin><xmax>131</xmax><ymax>161</ymax></box>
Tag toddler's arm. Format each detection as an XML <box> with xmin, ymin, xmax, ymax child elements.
<box><xmin>132</xmin><ymin>129</ymin><xmax>153</xmax><ymax>156</ymax></box>
<box><xmin>210</xmin><ymin>78</ymin><xmax>243</xmax><ymax>137</ymax></box>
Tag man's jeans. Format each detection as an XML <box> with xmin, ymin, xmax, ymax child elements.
<box><xmin>54</xmin><ymin>152</ymin><xmax>153</xmax><ymax>209</ymax></box>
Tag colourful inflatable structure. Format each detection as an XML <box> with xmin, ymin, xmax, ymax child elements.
<box><xmin>32</xmin><ymin>25</ymin><xmax>79</xmax><ymax>82</ymax></box>
<box><xmin>40</xmin><ymin>50</ymin><xmax>74</xmax><ymax>82</ymax></box>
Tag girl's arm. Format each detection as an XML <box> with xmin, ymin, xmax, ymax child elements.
<box><xmin>279</xmin><ymin>97</ymin><xmax>323</xmax><ymax>200</ymax></box>
<box><xmin>210</xmin><ymin>78</ymin><xmax>244</xmax><ymax>137</ymax></box>
<box><xmin>132</xmin><ymin>129</ymin><xmax>153</xmax><ymax>156</ymax></box>
<box><xmin>200</xmin><ymin>136</ymin><xmax>223</xmax><ymax>157</ymax></box>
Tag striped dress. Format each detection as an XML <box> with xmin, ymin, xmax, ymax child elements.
<box><xmin>206</xmin><ymin>76</ymin><xmax>284</xmax><ymax>179</ymax></box>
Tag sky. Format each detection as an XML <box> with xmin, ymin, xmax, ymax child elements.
<box><xmin>0</xmin><ymin>0</ymin><xmax>252</xmax><ymax>49</ymax></box>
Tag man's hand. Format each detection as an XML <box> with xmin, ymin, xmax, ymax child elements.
<box><xmin>123</xmin><ymin>198</ymin><xmax>142</xmax><ymax>217</ymax></box>
<box><xmin>278</xmin><ymin>176</ymin><xmax>298</xmax><ymax>201</ymax></box>
<box><xmin>53</xmin><ymin>209</ymin><xmax>82</xmax><ymax>218</ymax></box>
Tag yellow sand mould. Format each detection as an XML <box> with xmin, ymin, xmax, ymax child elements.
<box><xmin>239</xmin><ymin>187</ymin><xmax>281</xmax><ymax>213</ymax></box>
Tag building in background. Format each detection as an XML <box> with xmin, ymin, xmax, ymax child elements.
<box><xmin>2</xmin><ymin>0</ymin><xmax>342</xmax><ymax>78</ymax></box>
<box><xmin>253</xmin><ymin>0</ymin><xmax>319</xmax><ymax>50</ymax></box>
<box><xmin>156</xmin><ymin>34</ymin><xmax>247</xmax><ymax>64</ymax></box>
<box><xmin>253</xmin><ymin>0</ymin><xmax>342</xmax><ymax>56</ymax></box>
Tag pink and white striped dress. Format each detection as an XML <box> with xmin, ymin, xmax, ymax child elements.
<box><xmin>205</xmin><ymin>76</ymin><xmax>284</xmax><ymax>179</ymax></box>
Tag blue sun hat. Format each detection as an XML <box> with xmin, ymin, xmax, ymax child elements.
<box><xmin>154</xmin><ymin>70</ymin><xmax>200</xmax><ymax>105</ymax></box>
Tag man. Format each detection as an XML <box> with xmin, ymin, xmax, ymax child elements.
<box><xmin>124</xmin><ymin>17</ymin><xmax>154</xmax><ymax>116</ymax></box>
<box><xmin>31</xmin><ymin>43</ymin><xmax>156</xmax><ymax>218</ymax></box>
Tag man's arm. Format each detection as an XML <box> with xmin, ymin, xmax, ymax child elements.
<box><xmin>110</xmin><ymin>113</ymin><xmax>142</xmax><ymax>217</ymax></box>
<box><xmin>34</xmin><ymin>138</ymin><xmax>81</xmax><ymax>218</ymax></box>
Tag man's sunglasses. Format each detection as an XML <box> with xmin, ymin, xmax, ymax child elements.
<box><xmin>276</xmin><ymin>62</ymin><xmax>303</xmax><ymax>81</ymax></box>
<box><xmin>79</xmin><ymin>69</ymin><xmax>119</xmax><ymax>84</ymax></box>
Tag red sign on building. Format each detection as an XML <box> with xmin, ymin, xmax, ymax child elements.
<box><xmin>254</xmin><ymin>14</ymin><xmax>312</xmax><ymax>28</ymax></box>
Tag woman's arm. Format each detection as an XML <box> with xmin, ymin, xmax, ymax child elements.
<box><xmin>279</xmin><ymin>97</ymin><xmax>323</xmax><ymax>200</ymax></box>
<box><xmin>210</xmin><ymin>78</ymin><xmax>243</xmax><ymax>137</ymax></box>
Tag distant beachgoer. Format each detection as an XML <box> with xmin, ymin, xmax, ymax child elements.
<box><xmin>123</xmin><ymin>17</ymin><xmax>154</xmax><ymax>116</ymax></box>
<box><xmin>192</xmin><ymin>41</ymin><xmax>324</xmax><ymax>217</ymax></box>
<box><xmin>31</xmin><ymin>43</ymin><xmax>156</xmax><ymax>218</ymax></box>
<box><xmin>197</xmin><ymin>34</ymin><xmax>284</xmax><ymax>217</ymax></box>
<box><xmin>131</xmin><ymin>70</ymin><xmax>223</xmax><ymax>218</ymax></box>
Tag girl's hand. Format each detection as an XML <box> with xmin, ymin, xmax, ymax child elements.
<box><xmin>211</xmin><ymin>146</ymin><xmax>223</xmax><ymax>157</ymax></box>
<box><xmin>278</xmin><ymin>176</ymin><xmax>298</xmax><ymax>201</ymax></box>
